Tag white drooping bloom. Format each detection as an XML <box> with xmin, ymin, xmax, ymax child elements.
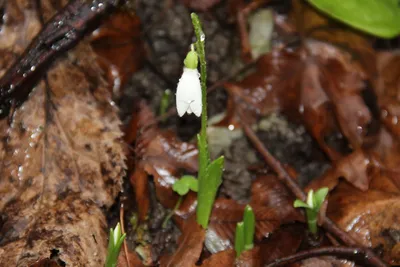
<box><xmin>176</xmin><ymin>67</ymin><xmax>202</xmax><ymax>117</ymax></box>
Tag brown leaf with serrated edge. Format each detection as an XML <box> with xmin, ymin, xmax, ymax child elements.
<box><xmin>160</xmin><ymin>217</ymin><xmax>205</xmax><ymax>267</ymax></box>
<box><xmin>327</xmin><ymin>177</ymin><xmax>400</xmax><ymax>265</ymax></box>
<box><xmin>0</xmin><ymin>1</ymin><xmax>125</xmax><ymax>266</ymax></box>
<box><xmin>91</xmin><ymin>11</ymin><xmax>145</xmax><ymax>98</ymax></box>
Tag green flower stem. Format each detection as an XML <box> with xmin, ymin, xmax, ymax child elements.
<box><xmin>306</xmin><ymin>209</ymin><xmax>318</xmax><ymax>235</ymax></box>
<box><xmin>191</xmin><ymin>13</ymin><xmax>210</xmax><ymax>228</ymax></box>
<box><xmin>191</xmin><ymin>13</ymin><xmax>208</xmax><ymax>141</ymax></box>
<box><xmin>162</xmin><ymin>195</ymin><xmax>183</xmax><ymax>229</ymax></box>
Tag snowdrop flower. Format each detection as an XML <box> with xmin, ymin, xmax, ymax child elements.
<box><xmin>176</xmin><ymin>48</ymin><xmax>202</xmax><ymax>117</ymax></box>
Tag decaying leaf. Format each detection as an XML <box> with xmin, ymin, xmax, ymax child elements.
<box><xmin>91</xmin><ymin>11</ymin><xmax>145</xmax><ymax>99</ymax></box>
<box><xmin>327</xmin><ymin>180</ymin><xmax>400</xmax><ymax>264</ymax></box>
<box><xmin>159</xmin><ymin>217</ymin><xmax>205</xmax><ymax>267</ymax></box>
<box><xmin>205</xmin><ymin>176</ymin><xmax>303</xmax><ymax>253</ymax></box>
<box><xmin>0</xmin><ymin>1</ymin><xmax>125</xmax><ymax>266</ymax></box>
<box><xmin>131</xmin><ymin>102</ymin><xmax>198</xmax><ymax>220</ymax></box>
<box><xmin>200</xmin><ymin>249</ymin><xmax>235</xmax><ymax>267</ymax></box>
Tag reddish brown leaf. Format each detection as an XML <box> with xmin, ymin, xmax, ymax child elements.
<box><xmin>91</xmin><ymin>11</ymin><xmax>145</xmax><ymax>98</ymax></box>
<box><xmin>0</xmin><ymin>1</ymin><xmax>125</xmax><ymax>266</ymax></box>
<box><xmin>236</xmin><ymin>247</ymin><xmax>261</xmax><ymax>267</ymax></box>
<box><xmin>260</xmin><ymin>225</ymin><xmax>305</xmax><ymax>265</ymax></box>
<box><xmin>131</xmin><ymin>102</ymin><xmax>198</xmax><ymax>211</ymax></box>
<box><xmin>306</xmin><ymin>150</ymin><xmax>372</xmax><ymax>192</ymax></box>
<box><xmin>117</xmin><ymin>248</ymin><xmax>145</xmax><ymax>267</ymax></box>
<box><xmin>200</xmin><ymin>249</ymin><xmax>235</xmax><ymax>267</ymax></box>
<box><xmin>160</xmin><ymin>217</ymin><xmax>205</xmax><ymax>267</ymax></box>
<box><xmin>206</xmin><ymin>175</ymin><xmax>303</xmax><ymax>250</ymax></box>
<box><xmin>251</xmin><ymin>175</ymin><xmax>302</xmax><ymax>221</ymax></box>
<box><xmin>327</xmin><ymin>181</ymin><xmax>400</xmax><ymax>264</ymax></box>
<box><xmin>180</xmin><ymin>0</ymin><xmax>222</xmax><ymax>11</ymax></box>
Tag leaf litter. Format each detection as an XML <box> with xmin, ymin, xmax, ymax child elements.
<box><xmin>0</xmin><ymin>0</ymin><xmax>400</xmax><ymax>266</ymax></box>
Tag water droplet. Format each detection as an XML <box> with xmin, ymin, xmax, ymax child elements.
<box><xmin>30</xmin><ymin>66</ymin><xmax>36</xmax><ymax>72</ymax></box>
<box><xmin>299</xmin><ymin>104</ymin><xmax>304</xmax><ymax>114</ymax></box>
<box><xmin>228</xmin><ymin>124</ymin><xmax>235</xmax><ymax>131</ymax></box>
<box><xmin>200</xmin><ymin>33</ymin><xmax>205</xmax><ymax>42</ymax></box>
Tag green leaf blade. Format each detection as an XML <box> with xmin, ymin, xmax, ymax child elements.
<box><xmin>293</xmin><ymin>199</ymin><xmax>309</xmax><ymax>209</ymax></box>
<box><xmin>308</xmin><ymin>0</ymin><xmax>400</xmax><ymax>38</ymax></box>
<box><xmin>235</xmin><ymin>222</ymin><xmax>245</xmax><ymax>258</ymax></box>
<box><xmin>196</xmin><ymin>156</ymin><xmax>224</xmax><ymax>228</ymax></box>
<box><xmin>243</xmin><ymin>205</ymin><xmax>255</xmax><ymax>250</ymax></box>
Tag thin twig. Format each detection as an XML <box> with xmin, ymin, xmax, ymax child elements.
<box><xmin>120</xmin><ymin>203</ymin><xmax>132</xmax><ymax>267</ymax></box>
<box><xmin>265</xmin><ymin>247</ymin><xmax>387</xmax><ymax>267</ymax></box>
<box><xmin>238</xmin><ymin>110</ymin><xmax>388</xmax><ymax>267</ymax></box>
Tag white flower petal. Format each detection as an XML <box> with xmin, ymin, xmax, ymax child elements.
<box><xmin>176</xmin><ymin>68</ymin><xmax>202</xmax><ymax>117</ymax></box>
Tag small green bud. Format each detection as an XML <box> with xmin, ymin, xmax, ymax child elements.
<box><xmin>184</xmin><ymin>50</ymin><xmax>198</xmax><ymax>69</ymax></box>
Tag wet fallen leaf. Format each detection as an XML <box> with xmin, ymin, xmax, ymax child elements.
<box><xmin>205</xmin><ymin>175</ymin><xmax>303</xmax><ymax>253</ymax></box>
<box><xmin>200</xmin><ymin>249</ymin><xmax>235</xmax><ymax>267</ymax></box>
<box><xmin>159</xmin><ymin>217</ymin><xmax>205</xmax><ymax>267</ymax></box>
<box><xmin>260</xmin><ymin>225</ymin><xmax>305</xmax><ymax>265</ymax></box>
<box><xmin>131</xmin><ymin>102</ymin><xmax>198</xmax><ymax>218</ymax></box>
<box><xmin>0</xmin><ymin>1</ymin><xmax>125</xmax><ymax>265</ymax></box>
<box><xmin>117</xmin><ymin>247</ymin><xmax>145</xmax><ymax>267</ymax></box>
<box><xmin>236</xmin><ymin>247</ymin><xmax>261</xmax><ymax>267</ymax></box>
<box><xmin>91</xmin><ymin>11</ymin><xmax>145</xmax><ymax>99</ymax></box>
<box><xmin>327</xmin><ymin>181</ymin><xmax>400</xmax><ymax>264</ymax></box>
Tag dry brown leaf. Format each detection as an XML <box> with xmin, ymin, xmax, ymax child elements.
<box><xmin>0</xmin><ymin>1</ymin><xmax>125</xmax><ymax>266</ymax></box>
<box><xmin>160</xmin><ymin>217</ymin><xmax>205</xmax><ymax>267</ymax></box>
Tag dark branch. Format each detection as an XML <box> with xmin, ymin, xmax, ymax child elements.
<box><xmin>0</xmin><ymin>0</ymin><xmax>122</xmax><ymax>118</ymax></box>
<box><xmin>265</xmin><ymin>247</ymin><xmax>387</xmax><ymax>267</ymax></box>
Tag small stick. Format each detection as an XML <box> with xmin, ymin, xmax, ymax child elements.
<box><xmin>120</xmin><ymin>203</ymin><xmax>132</xmax><ymax>267</ymax></box>
<box><xmin>265</xmin><ymin>246</ymin><xmax>387</xmax><ymax>267</ymax></box>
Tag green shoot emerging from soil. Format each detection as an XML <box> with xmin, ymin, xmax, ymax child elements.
<box><xmin>186</xmin><ymin>13</ymin><xmax>224</xmax><ymax>229</ymax></box>
<box><xmin>234</xmin><ymin>205</ymin><xmax>256</xmax><ymax>258</ymax></box>
<box><xmin>105</xmin><ymin>222</ymin><xmax>126</xmax><ymax>267</ymax></box>
<box><xmin>293</xmin><ymin>187</ymin><xmax>329</xmax><ymax>235</ymax></box>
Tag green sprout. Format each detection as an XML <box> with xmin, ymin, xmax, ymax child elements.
<box><xmin>293</xmin><ymin>187</ymin><xmax>329</xmax><ymax>235</ymax></box>
<box><xmin>159</xmin><ymin>89</ymin><xmax>172</xmax><ymax>117</ymax></box>
<box><xmin>185</xmin><ymin>13</ymin><xmax>224</xmax><ymax>229</ymax></box>
<box><xmin>105</xmin><ymin>223</ymin><xmax>126</xmax><ymax>267</ymax></box>
<box><xmin>162</xmin><ymin>175</ymin><xmax>198</xmax><ymax>228</ymax></box>
<box><xmin>234</xmin><ymin>205</ymin><xmax>256</xmax><ymax>258</ymax></box>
